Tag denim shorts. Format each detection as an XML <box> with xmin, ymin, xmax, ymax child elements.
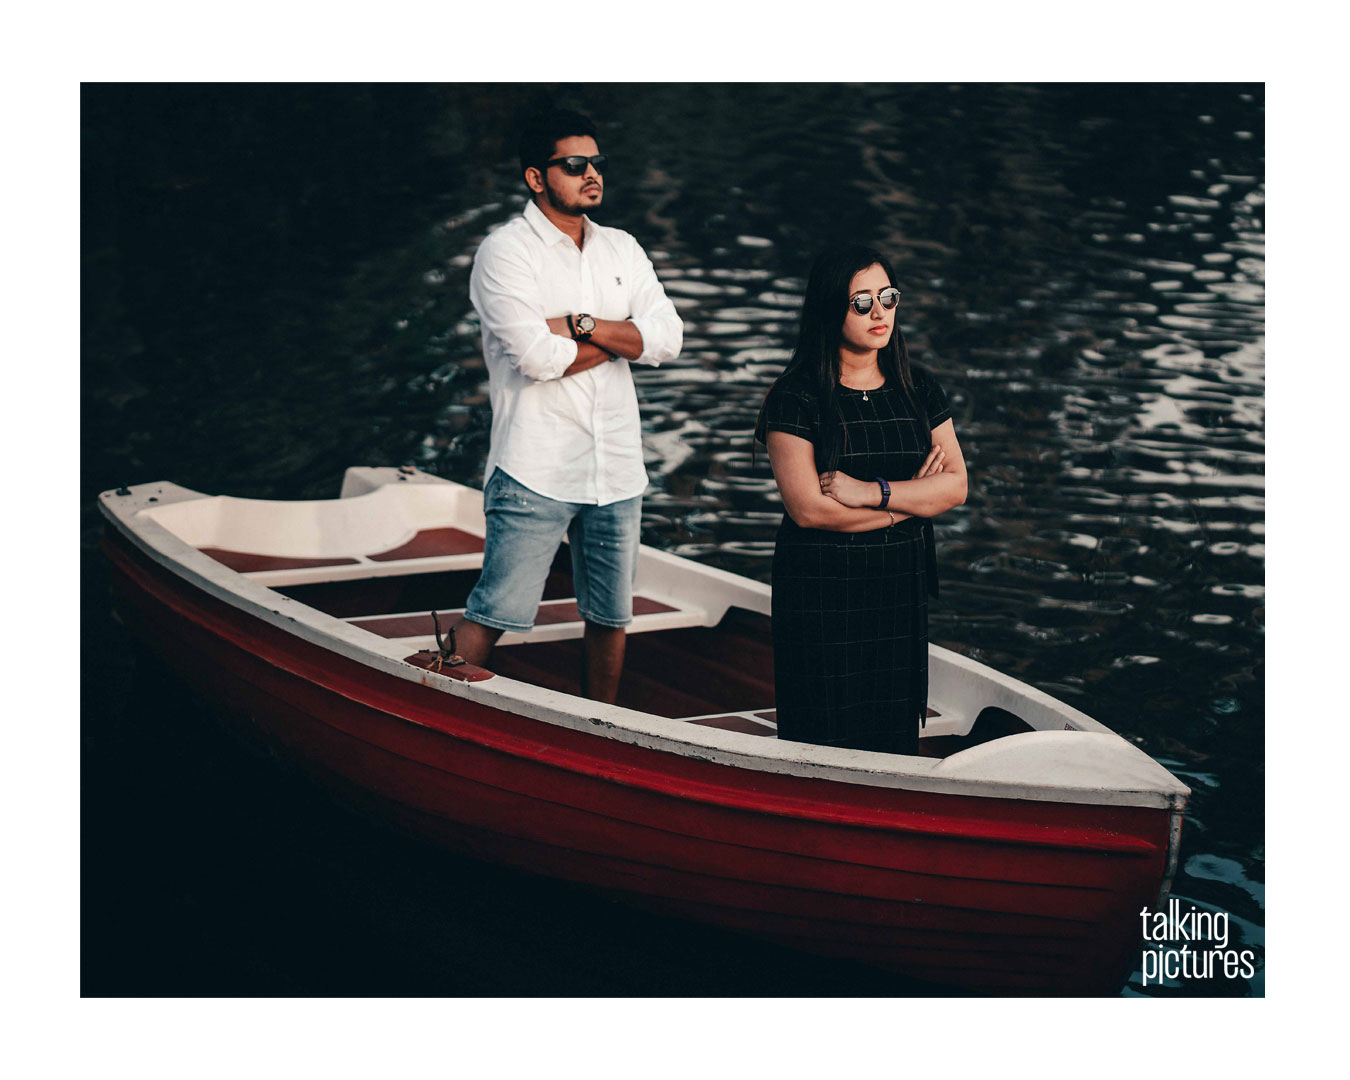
<box><xmin>464</xmin><ymin>469</ymin><xmax>643</xmax><ymax>633</ymax></box>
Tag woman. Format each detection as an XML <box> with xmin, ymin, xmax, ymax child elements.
<box><xmin>755</xmin><ymin>244</ymin><xmax>967</xmax><ymax>755</ymax></box>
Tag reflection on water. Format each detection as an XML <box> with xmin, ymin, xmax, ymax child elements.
<box><xmin>82</xmin><ymin>83</ymin><xmax>1264</xmax><ymax>996</ymax></box>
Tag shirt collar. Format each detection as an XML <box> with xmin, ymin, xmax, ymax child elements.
<box><xmin>524</xmin><ymin>198</ymin><xmax>593</xmax><ymax>248</ymax></box>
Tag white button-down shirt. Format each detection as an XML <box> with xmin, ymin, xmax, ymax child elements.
<box><xmin>469</xmin><ymin>199</ymin><xmax>683</xmax><ymax>505</ymax></box>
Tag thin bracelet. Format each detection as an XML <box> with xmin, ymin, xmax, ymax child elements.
<box><xmin>886</xmin><ymin>510</ymin><xmax>897</xmax><ymax>527</ymax></box>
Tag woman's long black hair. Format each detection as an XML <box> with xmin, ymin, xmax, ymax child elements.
<box><xmin>755</xmin><ymin>243</ymin><xmax>928</xmax><ymax>473</ymax></box>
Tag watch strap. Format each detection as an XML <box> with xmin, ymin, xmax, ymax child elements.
<box><xmin>875</xmin><ymin>477</ymin><xmax>891</xmax><ymax>509</ymax></box>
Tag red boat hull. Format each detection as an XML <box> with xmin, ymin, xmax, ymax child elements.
<box><xmin>103</xmin><ymin>530</ymin><xmax>1171</xmax><ymax>995</ymax></box>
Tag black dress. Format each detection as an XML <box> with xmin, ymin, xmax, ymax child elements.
<box><xmin>758</xmin><ymin>367</ymin><xmax>952</xmax><ymax>755</ymax></box>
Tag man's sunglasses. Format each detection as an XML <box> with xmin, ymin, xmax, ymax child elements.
<box><xmin>849</xmin><ymin>287</ymin><xmax>901</xmax><ymax>316</ymax></box>
<box><xmin>543</xmin><ymin>154</ymin><xmax>608</xmax><ymax>176</ymax></box>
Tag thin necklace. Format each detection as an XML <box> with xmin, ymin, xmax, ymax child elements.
<box><xmin>842</xmin><ymin>360</ymin><xmax>882</xmax><ymax>400</ymax></box>
<box><xmin>843</xmin><ymin>376</ymin><xmax>882</xmax><ymax>401</ymax></box>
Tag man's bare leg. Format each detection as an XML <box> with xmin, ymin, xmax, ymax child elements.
<box><xmin>452</xmin><ymin>618</ymin><xmax>504</xmax><ymax>668</ymax></box>
<box><xmin>582</xmin><ymin>622</ymin><xmax>626</xmax><ymax>704</ymax></box>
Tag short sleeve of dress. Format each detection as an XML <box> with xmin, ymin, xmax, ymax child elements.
<box><xmin>755</xmin><ymin>377</ymin><xmax>820</xmax><ymax>444</ymax></box>
<box><xmin>912</xmin><ymin>366</ymin><xmax>953</xmax><ymax>428</ymax></box>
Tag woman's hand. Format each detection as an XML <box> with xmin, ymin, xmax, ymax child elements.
<box><xmin>913</xmin><ymin>445</ymin><xmax>946</xmax><ymax>479</ymax></box>
<box><xmin>819</xmin><ymin>447</ymin><xmax>945</xmax><ymax>507</ymax></box>
<box><xmin>818</xmin><ymin>470</ymin><xmax>878</xmax><ymax>508</ymax></box>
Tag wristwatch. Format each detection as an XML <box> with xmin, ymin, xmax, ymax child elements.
<box><xmin>573</xmin><ymin>313</ymin><xmax>596</xmax><ymax>340</ymax></box>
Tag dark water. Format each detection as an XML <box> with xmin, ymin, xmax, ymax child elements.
<box><xmin>82</xmin><ymin>83</ymin><xmax>1264</xmax><ymax>996</ymax></box>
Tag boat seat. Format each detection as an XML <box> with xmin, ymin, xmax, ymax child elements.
<box><xmin>200</xmin><ymin>527</ymin><xmax>486</xmax><ymax>586</ymax></box>
<box><xmin>683</xmin><ymin>711</ymin><xmax>779</xmax><ymax>737</ymax></box>
<box><xmin>680</xmin><ymin>706</ymin><xmax>950</xmax><ymax>747</ymax></box>
<box><xmin>349</xmin><ymin>593</ymin><xmax>712</xmax><ymax>648</ymax></box>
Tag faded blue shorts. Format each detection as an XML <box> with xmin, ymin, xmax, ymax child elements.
<box><xmin>464</xmin><ymin>469</ymin><xmax>643</xmax><ymax>633</ymax></box>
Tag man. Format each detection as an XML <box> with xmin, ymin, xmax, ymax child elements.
<box><xmin>452</xmin><ymin>108</ymin><xmax>683</xmax><ymax>703</ymax></box>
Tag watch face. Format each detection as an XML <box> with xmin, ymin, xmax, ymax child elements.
<box><xmin>577</xmin><ymin>315</ymin><xmax>596</xmax><ymax>334</ymax></box>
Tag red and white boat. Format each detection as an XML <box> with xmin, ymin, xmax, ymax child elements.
<box><xmin>99</xmin><ymin>465</ymin><xmax>1190</xmax><ymax>995</ymax></box>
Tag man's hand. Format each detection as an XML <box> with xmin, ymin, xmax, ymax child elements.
<box><xmin>541</xmin><ymin>316</ymin><xmax>610</xmax><ymax>374</ymax></box>
<box><xmin>546</xmin><ymin>315</ymin><xmax>645</xmax><ymax>360</ymax></box>
<box><xmin>819</xmin><ymin>446</ymin><xmax>946</xmax><ymax>508</ymax></box>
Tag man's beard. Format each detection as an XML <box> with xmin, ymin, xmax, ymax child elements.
<box><xmin>544</xmin><ymin>178</ymin><xmax>600</xmax><ymax>215</ymax></box>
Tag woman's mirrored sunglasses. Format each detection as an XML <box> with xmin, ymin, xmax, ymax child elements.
<box><xmin>544</xmin><ymin>154</ymin><xmax>608</xmax><ymax>176</ymax></box>
<box><xmin>849</xmin><ymin>287</ymin><xmax>902</xmax><ymax>316</ymax></box>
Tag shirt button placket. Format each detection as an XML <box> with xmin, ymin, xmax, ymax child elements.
<box><xmin>580</xmin><ymin>245</ymin><xmax>605</xmax><ymax>503</ymax></box>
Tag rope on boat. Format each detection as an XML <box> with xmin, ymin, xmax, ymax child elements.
<box><xmin>429</xmin><ymin>610</ymin><xmax>466</xmax><ymax>672</ymax></box>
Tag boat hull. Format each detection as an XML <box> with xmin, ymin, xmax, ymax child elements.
<box><xmin>103</xmin><ymin>527</ymin><xmax>1170</xmax><ymax>995</ymax></box>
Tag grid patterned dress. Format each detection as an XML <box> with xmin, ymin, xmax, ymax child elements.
<box><xmin>759</xmin><ymin>366</ymin><xmax>952</xmax><ymax>755</ymax></box>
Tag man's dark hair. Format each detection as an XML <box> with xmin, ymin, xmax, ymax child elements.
<box><xmin>517</xmin><ymin>108</ymin><xmax>598</xmax><ymax>177</ymax></box>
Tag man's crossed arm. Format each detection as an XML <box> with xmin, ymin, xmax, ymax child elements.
<box><xmin>544</xmin><ymin>317</ymin><xmax>645</xmax><ymax>377</ymax></box>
